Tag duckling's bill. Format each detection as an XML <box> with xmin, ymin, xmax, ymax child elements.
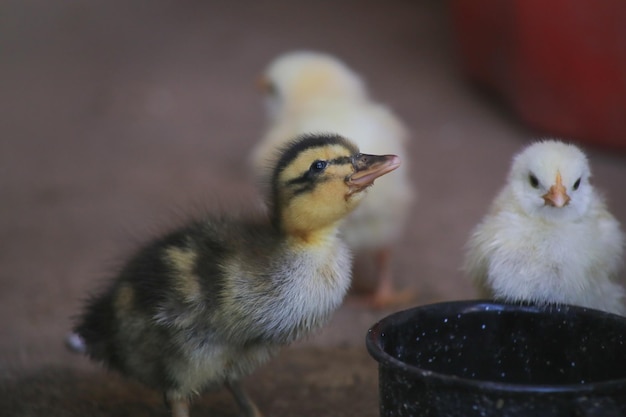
<box><xmin>347</xmin><ymin>154</ymin><xmax>400</xmax><ymax>196</ymax></box>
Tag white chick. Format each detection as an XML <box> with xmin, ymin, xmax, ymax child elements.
<box><xmin>250</xmin><ymin>51</ymin><xmax>416</xmax><ymax>308</ymax></box>
<box><xmin>464</xmin><ymin>139</ymin><xmax>625</xmax><ymax>315</ymax></box>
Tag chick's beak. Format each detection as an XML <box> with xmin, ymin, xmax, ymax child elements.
<box><xmin>256</xmin><ymin>75</ymin><xmax>274</xmax><ymax>94</ymax></box>
<box><xmin>542</xmin><ymin>171</ymin><xmax>571</xmax><ymax>208</ymax></box>
<box><xmin>347</xmin><ymin>153</ymin><xmax>400</xmax><ymax>196</ymax></box>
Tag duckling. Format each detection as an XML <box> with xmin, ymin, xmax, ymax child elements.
<box><xmin>68</xmin><ymin>134</ymin><xmax>400</xmax><ymax>417</ymax></box>
<box><xmin>251</xmin><ymin>50</ymin><xmax>416</xmax><ymax>309</ymax></box>
<box><xmin>464</xmin><ymin>139</ymin><xmax>625</xmax><ymax>315</ymax></box>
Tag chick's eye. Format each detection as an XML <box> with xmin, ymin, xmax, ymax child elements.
<box><xmin>573</xmin><ymin>178</ymin><xmax>581</xmax><ymax>190</ymax></box>
<box><xmin>529</xmin><ymin>174</ymin><xmax>539</xmax><ymax>188</ymax></box>
<box><xmin>309</xmin><ymin>160</ymin><xmax>327</xmax><ymax>173</ymax></box>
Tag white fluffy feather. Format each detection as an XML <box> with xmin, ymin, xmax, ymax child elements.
<box><xmin>464</xmin><ymin>139</ymin><xmax>625</xmax><ymax>315</ymax></box>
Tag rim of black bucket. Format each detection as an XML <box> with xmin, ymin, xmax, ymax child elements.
<box><xmin>365</xmin><ymin>300</ymin><xmax>626</xmax><ymax>394</ymax></box>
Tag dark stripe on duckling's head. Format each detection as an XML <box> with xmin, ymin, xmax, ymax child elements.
<box><xmin>271</xmin><ymin>134</ymin><xmax>358</xmax><ymax>193</ymax></box>
<box><xmin>273</xmin><ymin>134</ymin><xmax>359</xmax><ymax>177</ymax></box>
<box><xmin>269</xmin><ymin>134</ymin><xmax>360</xmax><ymax>228</ymax></box>
<box><xmin>285</xmin><ymin>154</ymin><xmax>355</xmax><ymax>197</ymax></box>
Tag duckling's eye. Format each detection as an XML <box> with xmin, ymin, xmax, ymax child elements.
<box><xmin>529</xmin><ymin>174</ymin><xmax>539</xmax><ymax>188</ymax></box>
<box><xmin>309</xmin><ymin>160</ymin><xmax>327</xmax><ymax>173</ymax></box>
<box><xmin>573</xmin><ymin>178</ymin><xmax>581</xmax><ymax>190</ymax></box>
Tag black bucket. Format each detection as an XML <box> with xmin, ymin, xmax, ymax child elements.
<box><xmin>366</xmin><ymin>300</ymin><xmax>626</xmax><ymax>417</ymax></box>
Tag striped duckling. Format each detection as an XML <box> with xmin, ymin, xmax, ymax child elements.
<box><xmin>68</xmin><ymin>134</ymin><xmax>400</xmax><ymax>417</ymax></box>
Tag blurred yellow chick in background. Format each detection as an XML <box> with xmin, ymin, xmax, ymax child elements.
<box><xmin>464</xmin><ymin>139</ymin><xmax>625</xmax><ymax>315</ymax></box>
<box><xmin>251</xmin><ymin>50</ymin><xmax>416</xmax><ymax>309</ymax></box>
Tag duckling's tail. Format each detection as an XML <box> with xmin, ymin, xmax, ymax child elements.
<box><xmin>64</xmin><ymin>331</ymin><xmax>87</xmax><ymax>354</ymax></box>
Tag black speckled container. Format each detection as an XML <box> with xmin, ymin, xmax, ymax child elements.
<box><xmin>366</xmin><ymin>300</ymin><xmax>626</xmax><ymax>417</ymax></box>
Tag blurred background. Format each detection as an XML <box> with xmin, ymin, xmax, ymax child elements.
<box><xmin>1</xmin><ymin>1</ymin><xmax>625</xmax><ymax>416</ymax></box>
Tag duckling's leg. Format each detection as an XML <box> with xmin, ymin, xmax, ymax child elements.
<box><xmin>369</xmin><ymin>247</ymin><xmax>416</xmax><ymax>309</ymax></box>
<box><xmin>164</xmin><ymin>392</ymin><xmax>190</xmax><ymax>417</ymax></box>
<box><xmin>226</xmin><ymin>381</ymin><xmax>262</xmax><ymax>417</ymax></box>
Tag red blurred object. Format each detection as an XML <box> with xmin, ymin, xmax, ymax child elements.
<box><xmin>450</xmin><ymin>0</ymin><xmax>626</xmax><ymax>150</ymax></box>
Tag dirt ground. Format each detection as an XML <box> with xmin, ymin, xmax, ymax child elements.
<box><xmin>2</xmin><ymin>1</ymin><xmax>625</xmax><ymax>416</ymax></box>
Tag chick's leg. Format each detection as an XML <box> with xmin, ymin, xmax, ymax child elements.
<box><xmin>369</xmin><ymin>247</ymin><xmax>416</xmax><ymax>309</ymax></box>
<box><xmin>226</xmin><ymin>381</ymin><xmax>262</xmax><ymax>417</ymax></box>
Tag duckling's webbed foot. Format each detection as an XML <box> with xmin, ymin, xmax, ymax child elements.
<box><xmin>226</xmin><ymin>381</ymin><xmax>263</xmax><ymax>417</ymax></box>
<box><xmin>165</xmin><ymin>392</ymin><xmax>190</xmax><ymax>417</ymax></box>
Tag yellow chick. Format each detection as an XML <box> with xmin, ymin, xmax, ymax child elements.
<box><xmin>464</xmin><ymin>139</ymin><xmax>625</xmax><ymax>315</ymax></box>
<box><xmin>251</xmin><ymin>50</ymin><xmax>415</xmax><ymax>308</ymax></box>
<box><xmin>68</xmin><ymin>134</ymin><xmax>400</xmax><ymax>417</ymax></box>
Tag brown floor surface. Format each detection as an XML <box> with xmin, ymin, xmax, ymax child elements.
<box><xmin>1</xmin><ymin>1</ymin><xmax>625</xmax><ymax>416</ymax></box>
